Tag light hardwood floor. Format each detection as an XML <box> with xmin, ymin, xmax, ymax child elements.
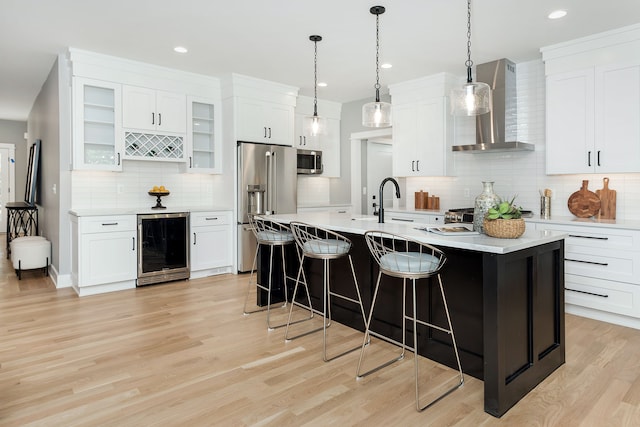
<box><xmin>1</xmin><ymin>249</ymin><xmax>640</xmax><ymax>426</ymax></box>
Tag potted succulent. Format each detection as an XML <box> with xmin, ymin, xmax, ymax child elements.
<box><xmin>483</xmin><ymin>196</ymin><xmax>526</xmax><ymax>238</ymax></box>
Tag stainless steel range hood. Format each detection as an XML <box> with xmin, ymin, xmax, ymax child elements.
<box><xmin>452</xmin><ymin>58</ymin><xmax>534</xmax><ymax>153</ymax></box>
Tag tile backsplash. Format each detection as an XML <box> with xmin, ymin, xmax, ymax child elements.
<box><xmin>404</xmin><ymin>59</ymin><xmax>640</xmax><ymax>221</ymax></box>
<box><xmin>71</xmin><ymin>161</ymin><xmax>231</xmax><ymax>209</ymax></box>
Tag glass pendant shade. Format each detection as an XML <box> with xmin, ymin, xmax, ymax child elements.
<box><xmin>304</xmin><ymin>113</ymin><xmax>327</xmax><ymax>136</ymax></box>
<box><xmin>362</xmin><ymin>100</ymin><xmax>392</xmax><ymax>127</ymax></box>
<box><xmin>450</xmin><ymin>0</ymin><xmax>492</xmax><ymax>117</ymax></box>
<box><xmin>450</xmin><ymin>80</ymin><xmax>491</xmax><ymax>116</ymax></box>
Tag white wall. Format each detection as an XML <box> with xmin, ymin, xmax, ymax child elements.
<box><xmin>404</xmin><ymin>59</ymin><xmax>640</xmax><ymax>221</ymax></box>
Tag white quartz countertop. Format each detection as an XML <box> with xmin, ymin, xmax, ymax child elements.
<box><xmin>386</xmin><ymin>207</ymin><xmax>640</xmax><ymax>231</ymax></box>
<box><xmin>266</xmin><ymin>212</ymin><xmax>566</xmax><ymax>255</ymax></box>
<box><xmin>69</xmin><ymin>206</ymin><xmax>233</xmax><ymax>217</ymax></box>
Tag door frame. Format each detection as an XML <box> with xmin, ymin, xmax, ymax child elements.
<box><xmin>0</xmin><ymin>143</ymin><xmax>16</xmax><ymax>232</ymax></box>
<box><xmin>349</xmin><ymin>129</ymin><xmax>392</xmax><ymax>215</ymax></box>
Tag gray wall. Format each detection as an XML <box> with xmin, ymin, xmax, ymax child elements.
<box><xmin>330</xmin><ymin>94</ymin><xmax>391</xmax><ymax>205</ymax></box>
<box><xmin>0</xmin><ymin>119</ymin><xmax>28</xmax><ymax>200</ymax></box>
<box><xmin>27</xmin><ymin>55</ymin><xmax>72</xmax><ymax>285</ymax></box>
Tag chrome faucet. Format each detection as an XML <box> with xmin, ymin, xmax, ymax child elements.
<box><xmin>378</xmin><ymin>177</ymin><xmax>401</xmax><ymax>223</ymax></box>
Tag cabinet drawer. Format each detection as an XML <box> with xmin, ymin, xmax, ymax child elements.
<box><xmin>564</xmin><ymin>245</ymin><xmax>640</xmax><ymax>284</ymax></box>
<box><xmin>387</xmin><ymin>212</ymin><xmax>443</xmax><ymax>225</ymax></box>
<box><xmin>565</xmin><ymin>274</ymin><xmax>640</xmax><ymax>319</ymax></box>
<box><xmin>536</xmin><ymin>223</ymin><xmax>640</xmax><ymax>251</ymax></box>
<box><xmin>191</xmin><ymin>211</ymin><xmax>231</xmax><ymax>227</ymax></box>
<box><xmin>80</xmin><ymin>216</ymin><xmax>136</xmax><ymax>233</ymax></box>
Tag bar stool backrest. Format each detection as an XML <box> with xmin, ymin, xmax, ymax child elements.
<box><xmin>249</xmin><ymin>214</ymin><xmax>294</xmax><ymax>246</ymax></box>
<box><xmin>289</xmin><ymin>221</ymin><xmax>352</xmax><ymax>260</ymax></box>
<box><xmin>364</xmin><ymin>231</ymin><xmax>447</xmax><ymax>280</ymax></box>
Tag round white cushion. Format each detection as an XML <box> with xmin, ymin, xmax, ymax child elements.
<box><xmin>10</xmin><ymin>237</ymin><xmax>51</xmax><ymax>270</ymax></box>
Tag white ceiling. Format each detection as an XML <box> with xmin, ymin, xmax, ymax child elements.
<box><xmin>1</xmin><ymin>0</ymin><xmax>639</xmax><ymax>121</ymax></box>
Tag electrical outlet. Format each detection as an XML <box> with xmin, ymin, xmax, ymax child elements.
<box><xmin>464</xmin><ymin>188</ymin><xmax>470</xmax><ymax>198</ymax></box>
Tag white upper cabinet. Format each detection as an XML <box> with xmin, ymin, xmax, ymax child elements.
<box><xmin>389</xmin><ymin>73</ymin><xmax>456</xmax><ymax>177</ymax></box>
<box><xmin>545</xmin><ymin>64</ymin><xmax>640</xmax><ymax>174</ymax></box>
<box><xmin>236</xmin><ymin>98</ymin><xmax>293</xmax><ymax>146</ymax></box>
<box><xmin>186</xmin><ymin>97</ymin><xmax>222</xmax><ymax>173</ymax></box>
<box><xmin>294</xmin><ymin>96</ymin><xmax>342</xmax><ymax>177</ymax></box>
<box><xmin>542</xmin><ymin>24</ymin><xmax>640</xmax><ymax>174</ymax></box>
<box><xmin>69</xmin><ymin>48</ymin><xmax>222</xmax><ymax>169</ymax></box>
<box><xmin>223</xmin><ymin>74</ymin><xmax>298</xmax><ymax>147</ymax></box>
<box><xmin>123</xmin><ymin>85</ymin><xmax>186</xmax><ymax>134</ymax></box>
<box><xmin>72</xmin><ymin>77</ymin><xmax>123</xmax><ymax>171</ymax></box>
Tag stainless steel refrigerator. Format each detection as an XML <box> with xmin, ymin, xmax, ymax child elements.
<box><xmin>237</xmin><ymin>142</ymin><xmax>297</xmax><ymax>272</ymax></box>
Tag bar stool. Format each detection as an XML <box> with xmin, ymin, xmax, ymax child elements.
<box><xmin>285</xmin><ymin>221</ymin><xmax>367</xmax><ymax>362</ymax></box>
<box><xmin>243</xmin><ymin>215</ymin><xmax>312</xmax><ymax>330</ymax></box>
<box><xmin>357</xmin><ymin>230</ymin><xmax>464</xmax><ymax>412</ymax></box>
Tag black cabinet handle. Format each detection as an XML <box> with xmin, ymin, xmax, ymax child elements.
<box><xmin>565</xmin><ymin>287</ymin><xmax>608</xmax><ymax>298</ymax></box>
<box><xmin>205</xmin><ymin>217</ymin><xmax>218</xmax><ymax>221</ymax></box>
<box><xmin>416</xmin><ymin>160</ymin><xmax>420</xmax><ymax>171</ymax></box>
<box><xmin>117</xmin><ymin>152</ymin><xmax>121</xmax><ymax>165</ymax></box>
<box><xmin>597</xmin><ymin>150</ymin><xmax>601</xmax><ymax>167</ymax></box>
<box><xmin>568</xmin><ymin>234</ymin><xmax>609</xmax><ymax>241</ymax></box>
<box><xmin>152</xmin><ymin>112</ymin><xmax>155</xmax><ymax>125</ymax></box>
<box><xmin>189</xmin><ymin>156</ymin><xmax>192</xmax><ymax>168</ymax></box>
<box><xmin>565</xmin><ymin>258</ymin><xmax>609</xmax><ymax>267</ymax></box>
<box><xmin>132</xmin><ymin>237</ymin><xmax>135</xmax><ymax>251</ymax></box>
<box><xmin>268</xmin><ymin>127</ymin><xmax>272</xmax><ymax>138</ymax></box>
<box><xmin>411</xmin><ymin>160</ymin><xmax>415</xmax><ymax>172</ymax></box>
<box><xmin>193</xmin><ymin>232</ymin><xmax>197</xmax><ymax>245</ymax></box>
<box><xmin>264</xmin><ymin>127</ymin><xmax>267</xmax><ymax>138</ymax></box>
<box><xmin>101</xmin><ymin>222</ymin><xmax>118</xmax><ymax>226</ymax></box>
<box><xmin>588</xmin><ymin>151</ymin><xmax>591</xmax><ymax>167</ymax></box>
<box><xmin>303</xmin><ymin>136</ymin><xmax>306</xmax><ymax>145</ymax></box>
<box><xmin>158</xmin><ymin>113</ymin><xmax>162</xmax><ymax>126</ymax></box>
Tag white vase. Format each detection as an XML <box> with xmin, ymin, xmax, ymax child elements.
<box><xmin>473</xmin><ymin>181</ymin><xmax>500</xmax><ymax>233</ymax></box>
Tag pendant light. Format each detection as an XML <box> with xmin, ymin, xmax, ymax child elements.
<box><xmin>362</xmin><ymin>6</ymin><xmax>392</xmax><ymax>128</ymax></box>
<box><xmin>450</xmin><ymin>0</ymin><xmax>491</xmax><ymax>116</ymax></box>
<box><xmin>304</xmin><ymin>35</ymin><xmax>327</xmax><ymax>136</ymax></box>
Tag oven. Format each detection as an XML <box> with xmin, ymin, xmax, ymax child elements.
<box><xmin>137</xmin><ymin>212</ymin><xmax>190</xmax><ymax>286</ymax></box>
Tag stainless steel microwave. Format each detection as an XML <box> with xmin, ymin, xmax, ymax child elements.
<box><xmin>297</xmin><ymin>149</ymin><xmax>323</xmax><ymax>174</ymax></box>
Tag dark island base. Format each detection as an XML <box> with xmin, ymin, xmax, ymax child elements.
<box><xmin>257</xmin><ymin>233</ymin><xmax>565</xmax><ymax>417</ymax></box>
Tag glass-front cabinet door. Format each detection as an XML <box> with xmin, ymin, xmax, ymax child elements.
<box><xmin>73</xmin><ymin>77</ymin><xmax>123</xmax><ymax>171</ymax></box>
<box><xmin>186</xmin><ymin>97</ymin><xmax>221</xmax><ymax>173</ymax></box>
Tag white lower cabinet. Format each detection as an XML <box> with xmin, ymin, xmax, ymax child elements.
<box><xmin>71</xmin><ymin>215</ymin><xmax>137</xmax><ymax>296</ymax></box>
<box><xmin>190</xmin><ymin>211</ymin><xmax>233</xmax><ymax>278</ymax></box>
<box><xmin>533</xmin><ymin>221</ymin><xmax>640</xmax><ymax>329</ymax></box>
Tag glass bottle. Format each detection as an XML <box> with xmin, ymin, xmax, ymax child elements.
<box><xmin>473</xmin><ymin>181</ymin><xmax>500</xmax><ymax>233</ymax></box>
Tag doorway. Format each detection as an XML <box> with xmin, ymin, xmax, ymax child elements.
<box><xmin>0</xmin><ymin>144</ymin><xmax>16</xmax><ymax>232</ymax></box>
<box><xmin>349</xmin><ymin>129</ymin><xmax>393</xmax><ymax>215</ymax></box>
<box><xmin>366</xmin><ymin>142</ymin><xmax>393</xmax><ymax>215</ymax></box>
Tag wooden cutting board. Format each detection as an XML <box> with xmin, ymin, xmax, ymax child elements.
<box><xmin>596</xmin><ymin>177</ymin><xmax>617</xmax><ymax>220</ymax></box>
<box><xmin>568</xmin><ymin>180</ymin><xmax>601</xmax><ymax>218</ymax></box>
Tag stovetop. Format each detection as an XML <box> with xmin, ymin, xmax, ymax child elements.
<box><xmin>444</xmin><ymin>207</ymin><xmax>533</xmax><ymax>223</ymax></box>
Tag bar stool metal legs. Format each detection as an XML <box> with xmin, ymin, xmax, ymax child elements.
<box><xmin>357</xmin><ymin>230</ymin><xmax>464</xmax><ymax>412</ymax></box>
<box><xmin>285</xmin><ymin>222</ymin><xmax>367</xmax><ymax>362</ymax></box>
<box><xmin>243</xmin><ymin>215</ymin><xmax>313</xmax><ymax>331</ymax></box>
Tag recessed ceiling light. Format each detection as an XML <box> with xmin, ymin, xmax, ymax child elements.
<box><xmin>174</xmin><ymin>46</ymin><xmax>188</xmax><ymax>53</ymax></box>
<box><xmin>548</xmin><ymin>10</ymin><xmax>567</xmax><ymax>20</ymax></box>
<box><xmin>381</xmin><ymin>63</ymin><xmax>393</xmax><ymax>69</ymax></box>
<box><xmin>317</xmin><ymin>82</ymin><xmax>328</xmax><ymax>87</ymax></box>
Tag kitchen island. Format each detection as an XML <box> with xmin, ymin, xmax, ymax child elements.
<box><xmin>265</xmin><ymin>212</ymin><xmax>566</xmax><ymax>417</ymax></box>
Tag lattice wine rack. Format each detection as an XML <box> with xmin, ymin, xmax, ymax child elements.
<box><xmin>124</xmin><ymin>132</ymin><xmax>184</xmax><ymax>160</ymax></box>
